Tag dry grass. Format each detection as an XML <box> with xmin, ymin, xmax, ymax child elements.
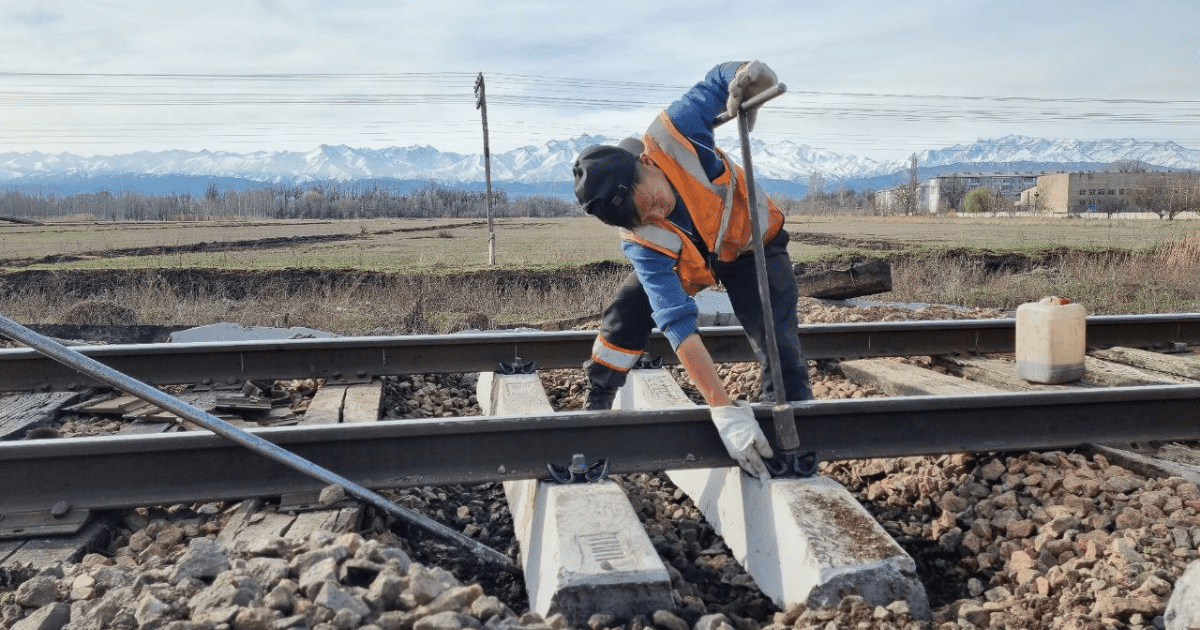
<box><xmin>1160</xmin><ymin>232</ymin><xmax>1200</xmax><ymax>273</ymax></box>
<box><xmin>0</xmin><ymin>267</ymin><xmax>632</xmax><ymax>335</ymax></box>
<box><xmin>2</xmin><ymin>216</ymin><xmax>1197</xmax><ymax>333</ymax></box>
<box><xmin>885</xmin><ymin>233</ymin><xmax>1200</xmax><ymax>314</ymax></box>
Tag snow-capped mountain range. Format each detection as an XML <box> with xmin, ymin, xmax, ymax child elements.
<box><xmin>1</xmin><ymin>135</ymin><xmax>1197</xmax><ymax>197</ymax></box>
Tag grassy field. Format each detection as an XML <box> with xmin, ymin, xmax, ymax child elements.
<box><xmin>1</xmin><ymin>217</ymin><xmax>625</xmax><ymax>273</ymax></box>
<box><xmin>4</xmin><ymin>214</ymin><xmax>1198</xmax><ymax>273</ymax></box>
<box><xmin>1</xmin><ymin>214</ymin><xmax>1198</xmax><ymax>333</ymax></box>
<box><xmin>793</xmin><ymin>214</ymin><xmax>1194</xmax><ymax>248</ymax></box>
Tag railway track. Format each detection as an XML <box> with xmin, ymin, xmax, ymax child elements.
<box><xmin>3</xmin><ymin>314</ymin><xmax>1200</xmax><ymax>520</ymax></box>
<box><xmin>3</xmin><ymin>313</ymin><xmax>1200</xmax><ymax>627</ymax></box>
<box><xmin>1</xmin><ymin>314</ymin><xmax>1198</xmax><ymax>391</ymax></box>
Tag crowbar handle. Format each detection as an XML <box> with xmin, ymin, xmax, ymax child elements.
<box><xmin>714</xmin><ymin>83</ymin><xmax>787</xmax><ymax>127</ymax></box>
<box><xmin>725</xmin><ymin>83</ymin><xmax>802</xmax><ymax>454</ymax></box>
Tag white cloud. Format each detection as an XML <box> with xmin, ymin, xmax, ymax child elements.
<box><xmin>0</xmin><ymin>0</ymin><xmax>1196</xmax><ymax>158</ymax></box>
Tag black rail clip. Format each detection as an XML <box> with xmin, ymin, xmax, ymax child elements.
<box><xmin>765</xmin><ymin>450</ymin><xmax>820</xmax><ymax>478</ymax></box>
<box><xmin>635</xmin><ymin>355</ymin><xmax>664</xmax><ymax>370</ymax></box>
<box><xmin>499</xmin><ymin>358</ymin><xmax>538</xmax><ymax>375</ymax></box>
<box><xmin>546</xmin><ymin>453</ymin><xmax>609</xmax><ymax>484</ymax></box>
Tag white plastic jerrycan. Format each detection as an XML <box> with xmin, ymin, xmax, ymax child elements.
<box><xmin>1015</xmin><ymin>296</ymin><xmax>1087</xmax><ymax>384</ymax></box>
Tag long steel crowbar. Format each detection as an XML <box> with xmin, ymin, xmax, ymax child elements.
<box><xmin>0</xmin><ymin>314</ymin><xmax>517</xmax><ymax>571</ymax></box>
<box><xmin>715</xmin><ymin>83</ymin><xmax>809</xmax><ymax>469</ymax></box>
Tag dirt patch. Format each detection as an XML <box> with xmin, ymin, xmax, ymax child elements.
<box><xmin>0</xmin><ymin>221</ymin><xmax>491</xmax><ymax>269</ymax></box>
<box><xmin>0</xmin><ymin>261</ymin><xmax>631</xmax><ymax>303</ymax></box>
<box><xmin>791</xmin><ymin>231</ymin><xmax>915</xmax><ymax>251</ymax></box>
<box><xmin>790</xmin><ymin>232</ymin><xmax>1131</xmax><ymax>278</ymax></box>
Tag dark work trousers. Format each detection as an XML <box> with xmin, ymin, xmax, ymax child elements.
<box><xmin>590</xmin><ymin>229</ymin><xmax>812</xmax><ymax>403</ymax></box>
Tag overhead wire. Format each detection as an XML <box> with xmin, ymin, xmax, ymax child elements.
<box><xmin>0</xmin><ymin>71</ymin><xmax>1196</xmax><ymax>153</ymax></box>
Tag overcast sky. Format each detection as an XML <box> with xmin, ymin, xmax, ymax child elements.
<box><xmin>2</xmin><ymin>0</ymin><xmax>1197</xmax><ymax>160</ymax></box>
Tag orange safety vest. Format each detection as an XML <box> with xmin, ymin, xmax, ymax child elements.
<box><xmin>619</xmin><ymin>111</ymin><xmax>784</xmax><ymax>296</ymax></box>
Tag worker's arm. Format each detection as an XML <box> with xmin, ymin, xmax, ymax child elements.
<box><xmin>666</xmin><ymin>62</ymin><xmax>743</xmax><ymax>180</ymax></box>
<box><xmin>621</xmin><ymin>240</ymin><xmax>700</xmax><ymax>347</ymax></box>
<box><xmin>674</xmin><ymin>332</ymin><xmax>732</xmax><ymax>407</ymax></box>
<box><xmin>676</xmin><ymin>332</ymin><xmax>773</xmax><ymax>480</ymax></box>
<box><xmin>665</xmin><ymin>61</ymin><xmax>778</xmax><ymax>180</ymax></box>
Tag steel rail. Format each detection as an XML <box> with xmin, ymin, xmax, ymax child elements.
<box><xmin>2</xmin><ymin>314</ymin><xmax>1199</xmax><ymax>392</ymax></box>
<box><xmin>2</xmin><ymin>384</ymin><xmax>1199</xmax><ymax>515</ymax></box>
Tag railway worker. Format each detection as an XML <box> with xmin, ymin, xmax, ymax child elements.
<box><xmin>571</xmin><ymin>60</ymin><xmax>811</xmax><ymax>480</ymax></box>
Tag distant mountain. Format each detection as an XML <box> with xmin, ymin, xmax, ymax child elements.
<box><xmin>1</xmin><ymin>135</ymin><xmax>1197</xmax><ymax>198</ymax></box>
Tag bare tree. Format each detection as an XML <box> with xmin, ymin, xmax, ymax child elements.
<box><xmin>1107</xmin><ymin>159</ymin><xmax>1150</xmax><ymax>173</ymax></box>
<box><xmin>1164</xmin><ymin>176</ymin><xmax>1199</xmax><ymax>219</ymax></box>
<box><xmin>937</xmin><ymin>178</ymin><xmax>969</xmax><ymax>213</ymax></box>
<box><xmin>807</xmin><ymin>171</ymin><xmax>826</xmax><ymax>197</ymax></box>
<box><xmin>906</xmin><ymin>154</ymin><xmax>919</xmax><ymax>214</ymax></box>
<box><xmin>805</xmin><ymin>171</ymin><xmax>827</xmax><ymax>214</ymax></box>
<box><xmin>1129</xmin><ymin>181</ymin><xmax>1170</xmax><ymax>219</ymax></box>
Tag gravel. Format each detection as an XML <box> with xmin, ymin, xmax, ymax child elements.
<box><xmin>3</xmin><ymin>299</ymin><xmax>1198</xmax><ymax>630</ymax></box>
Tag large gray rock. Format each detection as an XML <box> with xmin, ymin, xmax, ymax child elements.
<box><xmin>291</xmin><ymin>544</ymin><xmax>350</xmax><ymax>578</ymax></box>
<box><xmin>11</xmin><ymin>603</ymin><xmax>70</xmax><ymax>630</ymax></box>
<box><xmin>66</xmin><ymin>590</ymin><xmax>136</xmax><ymax>630</ymax></box>
<box><xmin>186</xmin><ymin>573</ymin><xmax>256</xmax><ymax>621</ymax></box>
<box><xmin>244</xmin><ymin>556</ymin><xmax>289</xmax><ymax>591</ymax></box>
<box><xmin>170</xmin><ymin>538</ymin><xmax>230</xmax><ymax>583</ymax></box>
<box><xmin>133</xmin><ymin>594</ymin><xmax>173</xmax><ymax>629</ymax></box>
<box><xmin>298</xmin><ymin>557</ymin><xmax>340</xmax><ymax>598</ymax></box>
<box><xmin>314</xmin><ymin>582</ymin><xmax>371</xmax><ymax>622</ymax></box>
<box><xmin>1166</xmin><ymin>560</ymin><xmax>1200</xmax><ymax>630</ymax></box>
<box><xmin>13</xmin><ymin>576</ymin><xmax>59</xmax><ymax>609</ymax></box>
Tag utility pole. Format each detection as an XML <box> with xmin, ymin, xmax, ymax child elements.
<box><xmin>474</xmin><ymin>73</ymin><xmax>496</xmax><ymax>265</ymax></box>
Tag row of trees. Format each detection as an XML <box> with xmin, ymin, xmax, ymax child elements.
<box><xmin>2</xmin><ymin>178</ymin><xmax>892</xmax><ymax>222</ymax></box>
<box><xmin>31</xmin><ymin>170</ymin><xmax>1200</xmax><ymax>222</ymax></box>
<box><xmin>8</xmin><ymin>176</ymin><xmax>1196</xmax><ymax>224</ymax></box>
<box><xmin>1126</xmin><ymin>179</ymin><xmax>1200</xmax><ymax>219</ymax></box>
<box><xmin>0</xmin><ymin>182</ymin><xmax>580</xmax><ymax>222</ymax></box>
<box><xmin>773</xmin><ymin>171</ymin><xmax>882</xmax><ymax>215</ymax></box>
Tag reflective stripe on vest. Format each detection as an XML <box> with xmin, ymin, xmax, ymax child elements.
<box><xmin>620</xmin><ymin>220</ymin><xmax>716</xmax><ymax>296</ymax></box>
<box><xmin>590</xmin><ymin>334</ymin><xmax>641</xmax><ymax>372</ymax></box>
<box><xmin>619</xmin><ymin>223</ymin><xmax>681</xmax><ymax>258</ymax></box>
<box><xmin>644</xmin><ymin>111</ymin><xmax>781</xmax><ymax>262</ymax></box>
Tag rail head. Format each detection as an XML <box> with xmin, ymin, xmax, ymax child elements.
<box><xmin>2</xmin><ymin>314</ymin><xmax>1199</xmax><ymax>391</ymax></box>
<box><xmin>3</xmin><ymin>384</ymin><xmax>1200</xmax><ymax>514</ymax></box>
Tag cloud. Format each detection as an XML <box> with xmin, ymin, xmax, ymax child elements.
<box><xmin>0</xmin><ymin>0</ymin><xmax>1197</xmax><ymax>157</ymax></box>
<box><xmin>9</xmin><ymin>6</ymin><xmax>63</xmax><ymax>26</ymax></box>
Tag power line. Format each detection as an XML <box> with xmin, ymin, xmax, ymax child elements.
<box><xmin>1</xmin><ymin>71</ymin><xmax>1197</xmax><ymax>152</ymax></box>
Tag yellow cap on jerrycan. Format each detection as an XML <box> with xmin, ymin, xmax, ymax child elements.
<box><xmin>1015</xmin><ymin>296</ymin><xmax>1087</xmax><ymax>384</ymax></box>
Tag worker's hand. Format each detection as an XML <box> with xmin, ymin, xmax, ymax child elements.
<box><xmin>710</xmin><ymin>400</ymin><xmax>774</xmax><ymax>480</ymax></box>
<box><xmin>726</xmin><ymin>60</ymin><xmax>778</xmax><ymax>132</ymax></box>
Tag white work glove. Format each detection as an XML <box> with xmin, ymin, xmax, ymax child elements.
<box><xmin>726</xmin><ymin>60</ymin><xmax>778</xmax><ymax>132</ymax></box>
<box><xmin>710</xmin><ymin>400</ymin><xmax>774</xmax><ymax>480</ymax></box>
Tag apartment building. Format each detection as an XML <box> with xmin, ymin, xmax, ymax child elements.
<box><xmin>1023</xmin><ymin>171</ymin><xmax>1197</xmax><ymax>215</ymax></box>
<box><xmin>927</xmin><ymin>173</ymin><xmax>1040</xmax><ymax>214</ymax></box>
<box><xmin>876</xmin><ymin>172</ymin><xmax>1041</xmax><ymax>214</ymax></box>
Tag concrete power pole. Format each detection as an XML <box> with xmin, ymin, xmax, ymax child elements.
<box><xmin>474</xmin><ymin>73</ymin><xmax>496</xmax><ymax>265</ymax></box>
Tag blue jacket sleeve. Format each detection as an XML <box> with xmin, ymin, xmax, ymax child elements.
<box><xmin>621</xmin><ymin>240</ymin><xmax>699</xmax><ymax>349</ymax></box>
<box><xmin>665</xmin><ymin>61</ymin><xmax>744</xmax><ymax>181</ymax></box>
